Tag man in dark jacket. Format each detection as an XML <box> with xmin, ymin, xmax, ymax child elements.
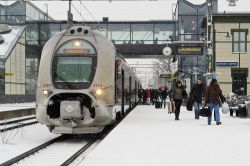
<box><xmin>190</xmin><ymin>78</ymin><xmax>206</xmax><ymax>119</ymax></box>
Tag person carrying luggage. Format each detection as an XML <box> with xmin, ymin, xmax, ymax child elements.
<box><xmin>204</xmin><ymin>79</ymin><xmax>226</xmax><ymax>125</ymax></box>
<box><xmin>190</xmin><ymin>77</ymin><xmax>206</xmax><ymax>119</ymax></box>
<box><xmin>170</xmin><ymin>80</ymin><xmax>186</xmax><ymax>120</ymax></box>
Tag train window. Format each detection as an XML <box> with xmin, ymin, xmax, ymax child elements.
<box><xmin>55</xmin><ymin>57</ymin><xmax>92</xmax><ymax>83</ymax></box>
<box><xmin>56</xmin><ymin>39</ymin><xmax>96</xmax><ymax>55</ymax></box>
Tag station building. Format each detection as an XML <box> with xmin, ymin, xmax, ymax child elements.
<box><xmin>212</xmin><ymin>13</ymin><xmax>250</xmax><ymax>95</ymax></box>
<box><xmin>0</xmin><ymin>1</ymin><xmax>53</xmax><ymax>103</ymax></box>
<box><xmin>2</xmin><ymin>0</ymin><xmax>250</xmax><ymax>102</ymax></box>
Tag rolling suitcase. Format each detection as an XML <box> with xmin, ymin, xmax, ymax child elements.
<box><xmin>155</xmin><ymin>101</ymin><xmax>161</xmax><ymax>109</ymax></box>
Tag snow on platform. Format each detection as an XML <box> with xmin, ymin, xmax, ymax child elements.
<box><xmin>82</xmin><ymin>105</ymin><xmax>250</xmax><ymax>166</ymax></box>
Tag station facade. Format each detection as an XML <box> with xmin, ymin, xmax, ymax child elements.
<box><xmin>0</xmin><ymin>1</ymin><xmax>53</xmax><ymax>103</ymax></box>
<box><xmin>0</xmin><ymin>0</ymin><xmax>249</xmax><ymax>103</ymax></box>
<box><xmin>212</xmin><ymin>13</ymin><xmax>250</xmax><ymax>95</ymax></box>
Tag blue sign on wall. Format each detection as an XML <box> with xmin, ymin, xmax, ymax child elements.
<box><xmin>216</xmin><ymin>62</ymin><xmax>238</xmax><ymax>67</ymax></box>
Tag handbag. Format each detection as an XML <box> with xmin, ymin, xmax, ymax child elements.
<box><xmin>167</xmin><ymin>100</ymin><xmax>175</xmax><ymax>113</ymax></box>
<box><xmin>182</xmin><ymin>89</ymin><xmax>188</xmax><ymax>98</ymax></box>
<box><xmin>186</xmin><ymin>98</ymin><xmax>193</xmax><ymax>111</ymax></box>
<box><xmin>199</xmin><ymin>107</ymin><xmax>212</xmax><ymax>117</ymax></box>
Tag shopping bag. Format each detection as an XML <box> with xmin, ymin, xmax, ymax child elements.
<box><xmin>186</xmin><ymin>98</ymin><xmax>193</xmax><ymax>111</ymax></box>
<box><xmin>199</xmin><ymin>107</ymin><xmax>211</xmax><ymax>117</ymax></box>
<box><xmin>167</xmin><ymin>100</ymin><xmax>175</xmax><ymax>113</ymax></box>
<box><xmin>222</xmin><ymin>102</ymin><xmax>229</xmax><ymax>114</ymax></box>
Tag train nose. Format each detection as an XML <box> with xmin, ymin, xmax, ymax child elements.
<box><xmin>47</xmin><ymin>93</ymin><xmax>96</xmax><ymax>120</ymax></box>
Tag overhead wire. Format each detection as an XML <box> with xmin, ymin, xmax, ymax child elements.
<box><xmin>78</xmin><ymin>0</ymin><xmax>97</xmax><ymax>21</ymax></box>
<box><xmin>71</xmin><ymin>2</ymin><xmax>86</xmax><ymax>21</ymax></box>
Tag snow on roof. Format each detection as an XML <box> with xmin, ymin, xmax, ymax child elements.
<box><xmin>0</xmin><ymin>25</ymin><xmax>25</xmax><ymax>60</ymax></box>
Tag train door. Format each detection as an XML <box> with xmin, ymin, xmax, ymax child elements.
<box><xmin>121</xmin><ymin>69</ymin><xmax>125</xmax><ymax>115</ymax></box>
<box><xmin>231</xmin><ymin>68</ymin><xmax>248</xmax><ymax>95</ymax></box>
<box><xmin>129</xmin><ymin>76</ymin><xmax>132</xmax><ymax>109</ymax></box>
<box><xmin>135</xmin><ymin>81</ymin><xmax>137</xmax><ymax>104</ymax></box>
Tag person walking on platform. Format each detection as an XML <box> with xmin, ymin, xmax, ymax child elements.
<box><xmin>160</xmin><ymin>86</ymin><xmax>168</xmax><ymax>108</ymax></box>
<box><xmin>170</xmin><ymin>80</ymin><xmax>186</xmax><ymax>120</ymax></box>
<box><xmin>146</xmin><ymin>88</ymin><xmax>151</xmax><ymax>105</ymax></box>
<box><xmin>138</xmin><ymin>88</ymin><xmax>143</xmax><ymax>105</ymax></box>
<box><xmin>153</xmin><ymin>88</ymin><xmax>159</xmax><ymax>105</ymax></box>
<box><xmin>205</xmin><ymin>79</ymin><xmax>226</xmax><ymax>125</ymax></box>
<box><xmin>190</xmin><ymin>78</ymin><xmax>206</xmax><ymax>119</ymax></box>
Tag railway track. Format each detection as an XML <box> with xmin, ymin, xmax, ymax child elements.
<box><xmin>0</xmin><ymin>106</ymin><xmax>135</xmax><ymax>166</ymax></box>
<box><xmin>0</xmin><ymin>116</ymin><xmax>36</xmax><ymax>126</ymax></box>
<box><xmin>0</xmin><ymin>116</ymin><xmax>38</xmax><ymax>133</ymax></box>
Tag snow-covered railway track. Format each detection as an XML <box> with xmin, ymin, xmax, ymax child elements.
<box><xmin>0</xmin><ymin>106</ymin><xmax>135</xmax><ymax>166</ymax></box>
<box><xmin>0</xmin><ymin>119</ymin><xmax>38</xmax><ymax>133</ymax></box>
<box><xmin>0</xmin><ymin>135</ymin><xmax>64</xmax><ymax>166</ymax></box>
<box><xmin>1</xmin><ymin>134</ymin><xmax>102</xmax><ymax>166</ymax></box>
<box><xmin>0</xmin><ymin>116</ymin><xmax>36</xmax><ymax>126</ymax></box>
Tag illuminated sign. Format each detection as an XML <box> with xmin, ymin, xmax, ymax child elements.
<box><xmin>176</xmin><ymin>46</ymin><xmax>203</xmax><ymax>55</ymax></box>
<box><xmin>63</xmin><ymin>49</ymin><xmax>90</xmax><ymax>54</ymax></box>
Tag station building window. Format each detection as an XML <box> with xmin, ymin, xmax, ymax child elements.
<box><xmin>232</xmin><ymin>29</ymin><xmax>248</xmax><ymax>53</ymax></box>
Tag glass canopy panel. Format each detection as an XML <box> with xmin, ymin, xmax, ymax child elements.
<box><xmin>131</xmin><ymin>24</ymin><xmax>153</xmax><ymax>44</ymax></box>
<box><xmin>108</xmin><ymin>24</ymin><xmax>130</xmax><ymax>44</ymax></box>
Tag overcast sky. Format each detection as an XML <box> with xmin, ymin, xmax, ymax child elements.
<box><xmin>26</xmin><ymin>0</ymin><xmax>250</xmax><ymax>21</ymax></box>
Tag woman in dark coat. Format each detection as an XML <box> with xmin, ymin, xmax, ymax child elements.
<box><xmin>205</xmin><ymin>79</ymin><xmax>226</xmax><ymax>125</ymax></box>
<box><xmin>170</xmin><ymin>80</ymin><xmax>186</xmax><ymax>120</ymax></box>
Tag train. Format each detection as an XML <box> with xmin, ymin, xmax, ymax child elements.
<box><xmin>36</xmin><ymin>26</ymin><xmax>140</xmax><ymax>134</ymax></box>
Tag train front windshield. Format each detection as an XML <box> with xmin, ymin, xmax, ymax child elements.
<box><xmin>55</xmin><ymin>57</ymin><xmax>92</xmax><ymax>83</ymax></box>
<box><xmin>52</xmin><ymin>39</ymin><xmax>97</xmax><ymax>89</ymax></box>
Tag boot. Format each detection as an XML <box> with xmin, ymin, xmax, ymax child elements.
<box><xmin>216</xmin><ymin>122</ymin><xmax>222</xmax><ymax>125</ymax></box>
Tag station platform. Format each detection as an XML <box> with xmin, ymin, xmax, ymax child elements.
<box><xmin>82</xmin><ymin>105</ymin><xmax>250</xmax><ymax>166</ymax></box>
<box><xmin>0</xmin><ymin>103</ymin><xmax>35</xmax><ymax>120</ymax></box>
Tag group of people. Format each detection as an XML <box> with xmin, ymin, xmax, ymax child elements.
<box><xmin>139</xmin><ymin>77</ymin><xmax>226</xmax><ymax>125</ymax></box>
<box><xmin>138</xmin><ymin>86</ymin><xmax>169</xmax><ymax>108</ymax></box>
<box><xmin>189</xmin><ymin>78</ymin><xmax>225</xmax><ymax>125</ymax></box>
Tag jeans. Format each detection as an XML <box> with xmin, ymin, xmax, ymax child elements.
<box><xmin>194</xmin><ymin>102</ymin><xmax>201</xmax><ymax>116</ymax></box>
<box><xmin>161</xmin><ymin>98</ymin><xmax>166</xmax><ymax>108</ymax></box>
<box><xmin>207</xmin><ymin>103</ymin><xmax>220</xmax><ymax>124</ymax></box>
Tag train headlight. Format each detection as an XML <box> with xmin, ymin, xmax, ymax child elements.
<box><xmin>43</xmin><ymin>90</ymin><xmax>52</xmax><ymax>96</ymax></box>
<box><xmin>75</xmin><ymin>41</ymin><xmax>80</xmax><ymax>47</ymax></box>
<box><xmin>96</xmin><ymin>89</ymin><xmax>102</xmax><ymax>96</ymax></box>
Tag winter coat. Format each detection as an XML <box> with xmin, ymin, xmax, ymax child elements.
<box><xmin>146</xmin><ymin>89</ymin><xmax>150</xmax><ymax>98</ymax></box>
<box><xmin>160</xmin><ymin>88</ymin><xmax>168</xmax><ymax>99</ymax></box>
<box><xmin>205</xmin><ymin>83</ymin><xmax>226</xmax><ymax>104</ymax></box>
<box><xmin>171</xmin><ymin>86</ymin><xmax>185</xmax><ymax>100</ymax></box>
<box><xmin>190</xmin><ymin>84</ymin><xmax>206</xmax><ymax>103</ymax></box>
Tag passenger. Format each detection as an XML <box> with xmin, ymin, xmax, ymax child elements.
<box><xmin>143</xmin><ymin>89</ymin><xmax>147</xmax><ymax>105</ymax></box>
<box><xmin>190</xmin><ymin>77</ymin><xmax>206</xmax><ymax>119</ymax></box>
<box><xmin>138</xmin><ymin>88</ymin><xmax>143</xmax><ymax>105</ymax></box>
<box><xmin>146</xmin><ymin>88</ymin><xmax>151</xmax><ymax>105</ymax></box>
<box><xmin>160</xmin><ymin>86</ymin><xmax>168</xmax><ymax>108</ymax></box>
<box><xmin>150</xmin><ymin>89</ymin><xmax>155</xmax><ymax>105</ymax></box>
<box><xmin>205</xmin><ymin>79</ymin><xmax>226</xmax><ymax>125</ymax></box>
<box><xmin>170</xmin><ymin>80</ymin><xmax>186</xmax><ymax>120</ymax></box>
<box><xmin>153</xmin><ymin>88</ymin><xmax>160</xmax><ymax>105</ymax></box>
